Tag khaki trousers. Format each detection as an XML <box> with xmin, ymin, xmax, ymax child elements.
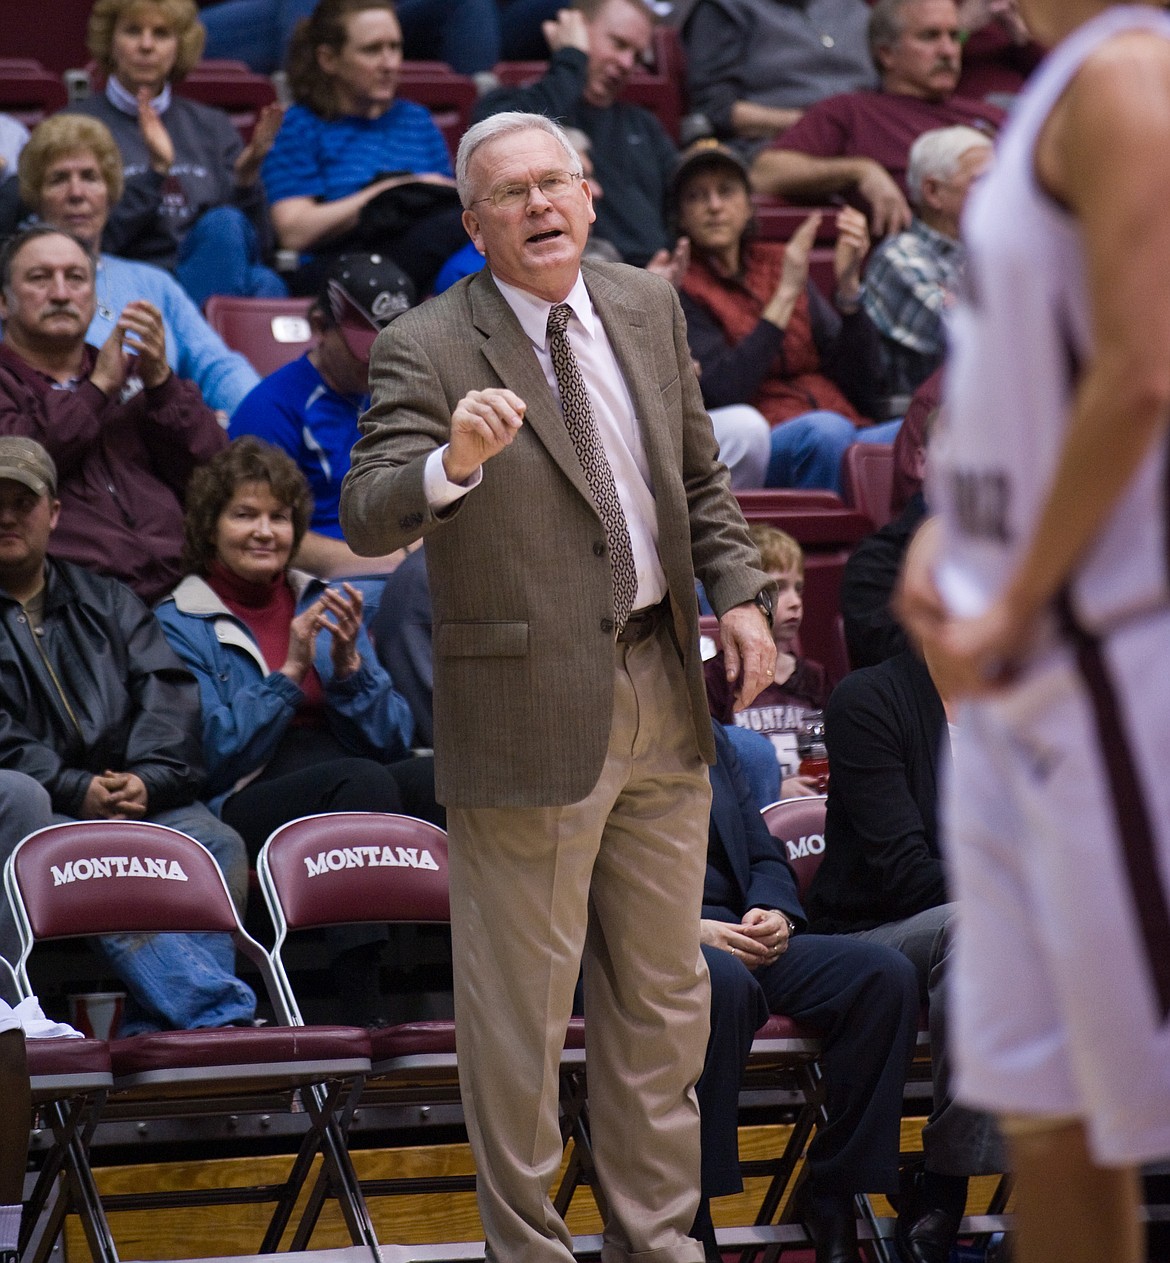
<box><xmin>448</xmin><ymin>625</ymin><xmax>712</xmax><ymax>1263</ymax></box>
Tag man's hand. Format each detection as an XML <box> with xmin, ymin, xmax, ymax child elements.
<box><xmin>719</xmin><ymin>601</ymin><xmax>777</xmax><ymax>710</ymax></box>
<box><xmin>444</xmin><ymin>388</ymin><xmax>526</xmax><ymax>484</ymax></box>
<box><xmin>137</xmin><ymin>87</ymin><xmax>175</xmax><ymax>175</ymax></box>
<box><xmin>833</xmin><ymin>205</ymin><xmax>870</xmax><ymax>307</ymax></box>
<box><xmin>234</xmin><ymin>101</ymin><xmax>285</xmax><ymax>186</ymax></box>
<box><xmin>700</xmin><ymin>907</ymin><xmax>790</xmax><ymax>971</ymax></box>
<box><xmin>541</xmin><ymin>7</ymin><xmax>590</xmax><ymax>54</ymax></box>
<box><xmin>644</xmin><ymin>237</ymin><xmax>690</xmax><ymax>289</ymax></box>
<box><xmin>957</xmin><ymin>0</ymin><xmax>1030</xmax><ymax>42</ymax></box>
<box><xmin>856</xmin><ymin>161</ymin><xmax>912</xmax><ymax>237</ymax></box>
<box><xmin>119</xmin><ymin>300</ymin><xmax>171</xmax><ymax>389</ymax></box>
<box><xmin>80</xmin><ymin>771</ymin><xmax>148</xmax><ymax>820</ymax></box>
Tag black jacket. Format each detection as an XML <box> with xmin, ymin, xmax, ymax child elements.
<box><xmin>0</xmin><ymin>559</ymin><xmax>205</xmax><ymax>816</ymax></box>
<box><xmin>806</xmin><ymin>650</ymin><xmax>948</xmax><ymax>932</ymax></box>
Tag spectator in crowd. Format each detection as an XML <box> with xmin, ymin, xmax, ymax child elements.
<box><xmin>751</xmin><ymin>0</ymin><xmax>1002</xmax><ymax>236</ymax></box>
<box><xmin>229</xmin><ymin>252</ymin><xmax>415</xmax><ymax>583</ymax></box>
<box><xmin>671</xmin><ymin>141</ymin><xmax>898</xmax><ymax>491</ymax></box>
<box><xmin>953</xmin><ymin>0</ymin><xmax>1040</xmax><ymax>104</ymax></box>
<box><xmin>693</xmin><ymin>720</ymin><xmax>919</xmax><ymax>1263</ymax></box>
<box><xmin>200</xmin><ymin>0</ymin><xmax>504</xmax><ymax>77</ymax></box>
<box><xmin>862</xmin><ymin>125</ymin><xmax>991</xmax><ymax>401</ymax></box>
<box><xmin>11</xmin><ymin>114</ymin><xmax>260</xmax><ymax>417</ymax></box>
<box><xmin>682</xmin><ymin>0</ymin><xmax>877</xmax><ymax>154</ymax></box>
<box><xmin>472</xmin><ymin>0</ymin><xmax>680</xmax><ymax>267</ymax></box>
<box><xmin>68</xmin><ymin>0</ymin><xmax>286</xmax><ymax>306</ymax></box>
<box><xmin>263</xmin><ymin>0</ymin><xmax>465</xmax><ymax>296</ymax></box>
<box><xmin>707</xmin><ymin>525</ymin><xmax>828</xmax><ymax>804</ymax></box>
<box><xmin>806</xmin><ymin>648</ymin><xmax>1003</xmax><ymax>1263</ymax></box>
<box><xmin>155</xmin><ymin>438</ymin><xmax>438</xmax><ymax>1018</ymax></box>
<box><xmin>0</xmin><ymin>226</ymin><xmax>227</xmax><ymax>604</ymax></box>
<box><xmin>0</xmin><ymin>435</ymin><xmax>256</xmax><ymax>1035</ymax></box>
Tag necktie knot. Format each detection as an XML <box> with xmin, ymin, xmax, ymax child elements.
<box><xmin>547</xmin><ymin>303</ymin><xmax>571</xmax><ymax>340</ymax></box>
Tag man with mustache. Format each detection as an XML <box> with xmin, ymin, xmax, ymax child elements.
<box><xmin>0</xmin><ymin>226</ymin><xmax>226</xmax><ymax>603</ymax></box>
<box><xmin>751</xmin><ymin>0</ymin><xmax>1002</xmax><ymax>237</ymax></box>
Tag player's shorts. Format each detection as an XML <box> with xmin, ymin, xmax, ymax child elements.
<box><xmin>945</xmin><ymin>605</ymin><xmax>1170</xmax><ymax>1167</ymax></box>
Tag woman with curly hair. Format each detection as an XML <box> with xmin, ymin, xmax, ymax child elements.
<box><xmin>67</xmin><ymin>0</ymin><xmax>286</xmax><ymax>304</ymax></box>
<box><xmin>261</xmin><ymin>0</ymin><xmax>466</xmax><ymax>294</ymax></box>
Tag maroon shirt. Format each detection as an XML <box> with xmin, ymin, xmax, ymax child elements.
<box><xmin>0</xmin><ymin>342</ymin><xmax>226</xmax><ymax>602</ymax></box>
<box><xmin>770</xmin><ymin>88</ymin><xmax>1003</xmax><ymax>199</ymax></box>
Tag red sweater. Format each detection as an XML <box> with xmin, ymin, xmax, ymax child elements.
<box><xmin>0</xmin><ymin>342</ymin><xmax>226</xmax><ymax>602</ymax></box>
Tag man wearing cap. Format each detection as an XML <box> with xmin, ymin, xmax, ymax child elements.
<box><xmin>229</xmin><ymin>252</ymin><xmax>416</xmax><ymax>584</ymax></box>
<box><xmin>0</xmin><ymin>435</ymin><xmax>256</xmax><ymax>1033</ymax></box>
<box><xmin>0</xmin><ymin>225</ymin><xmax>227</xmax><ymax>605</ymax></box>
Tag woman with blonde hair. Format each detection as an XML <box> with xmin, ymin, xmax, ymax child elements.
<box><xmin>67</xmin><ymin>0</ymin><xmax>286</xmax><ymax>304</ymax></box>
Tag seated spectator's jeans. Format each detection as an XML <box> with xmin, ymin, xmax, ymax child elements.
<box><xmin>177</xmin><ymin>206</ymin><xmax>287</xmax><ymax>308</ymax></box>
<box><xmin>722</xmin><ymin>723</ymin><xmax>782</xmax><ymax>809</ymax></box>
<box><xmin>709</xmin><ymin>404</ymin><xmax>771</xmax><ymax>490</ymax></box>
<box><xmin>766</xmin><ymin>413</ymin><xmax>902</xmax><ymax>493</ymax></box>
<box><xmin>59</xmin><ymin>802</ymin><xmax>256</xmax><ymax>1035</ymax></box>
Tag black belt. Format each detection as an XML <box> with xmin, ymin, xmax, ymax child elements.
<box><xmin>616</xmin><ymin>597</ymin><xmax>670</xmax><ymax>644</ymax></box>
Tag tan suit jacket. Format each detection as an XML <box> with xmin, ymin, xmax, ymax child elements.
<box><xmin>341</xmin><ymin>260</ymin><xmax>769</xmax><ymax>809</ymax></box>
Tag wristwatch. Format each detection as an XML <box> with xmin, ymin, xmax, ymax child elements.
<box><xmin>753</xmin><ymin>588</ymin><xmax>774</xmax><ymax>628</ymax></box>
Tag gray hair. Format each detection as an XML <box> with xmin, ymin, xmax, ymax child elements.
<box><xmin>455</xmin><ymin>112</ymin><xmax>584</xmax><ymax>208</ymax></box>
<box><xmin>867</xmin><ymin>0</ymin><xmax>920</xmax><ymax>61</ymax></box>
<box><xmin>906</xmin><ymin>125</ymin><xmax>992</xmax><ymax>206</ymax></box>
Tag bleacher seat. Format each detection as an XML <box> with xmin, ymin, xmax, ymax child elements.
<box><xmin>177</xmin><ymin>59</ymin><xmax>278</xmax><ymax>144</ymax></box>
<box><xmin>0</xmin><ymin>59</ymin><xmax>69</xmax><ymax>128</ymax></box>
<box><xmin>396</xmin><ymin>62</ymin><xmax>477</xmax><ymax>164</ymax></box>
<box><xmin>204</xmin><ymin>294</ymin><xmax>315</xmax><ymax>377</ymax></box>
<box><xmin>840</xmin><ymin>441</ymin><xmax>896</xmax><ymax>529</ymax></box>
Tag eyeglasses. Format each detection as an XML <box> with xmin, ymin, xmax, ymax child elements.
<box><xmin>472</xmin><ymin>170</ymin><xmax>583</xmax><ymax>211</ymax></box>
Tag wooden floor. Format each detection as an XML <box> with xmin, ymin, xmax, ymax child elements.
<box><xmin>60</xmin><ymin>1120</ymin><xmax>1007</xmax><ymax>1262</ymax></box>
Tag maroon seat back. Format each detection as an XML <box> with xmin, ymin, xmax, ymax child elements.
<box><xmin>177</xmin><ymin>60</ymin><xmax>278</xmax><ymax>143</ymax></box>
<box><xmin>0</xmin><ymin>59</ymin><xmax>69</xmax><ymax>127</ymax></box>
<box><xmin>203</xmin><ymin>295</ymin><xmax>315</xmax><ymax>376</ymax></box>
<box><xmin>259</xmin><ymin>812</ymin><xmax>450</xmax><ymax>933</ymax></box>
<box><xmin>840</xmin><ymin>441</ymin><xmax>895</xmax><ymax>529</ymax></box>
<box><xmin>8</xmin><ymin>821</ymin><xmax>241</xmax><ymax>942</ymax></box>
<box><xmin>396</xmin><ymin>62</ymin><xmax>477</xmax><ymax>163</ymax></box>
<box><xmin>761</xmin><ymin>796</ymin><xmax>827</xmax><ymax>901</ymax></box>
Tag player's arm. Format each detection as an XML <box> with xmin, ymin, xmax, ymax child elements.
<box><xmin>929</xmin><ymin>35</ymin><xmax>1170</xmax><ymax>691</ymax></box>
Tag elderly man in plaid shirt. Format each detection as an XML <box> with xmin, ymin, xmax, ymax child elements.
<box><xmin>862</xmin><ymin>125</ymin><xmax>992</xmax><ymax>403</ymax></box>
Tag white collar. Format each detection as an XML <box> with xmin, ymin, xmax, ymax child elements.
<box><xmin>106</xmin><ymin>75</ymin><xmax>172</xmax><ymax>117</ymax></box>
<box><xmin>492</xmin><ymin>271</ymin><xmax>597</xmax><ymax>351</ymax></box>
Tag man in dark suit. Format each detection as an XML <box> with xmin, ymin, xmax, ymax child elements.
<box><xmin>341</xmin><ymin>112</ymin><xmax>776</xmax><ymax>1263</ymax></box>
<box><xmin>696</xmin><ymin>722</ymin><xmax>918</xmax><ymax>1263</ymax></box>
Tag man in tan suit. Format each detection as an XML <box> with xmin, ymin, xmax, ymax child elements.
<box><xmin>341</xmin><ymin>111</ymin><xmax>777</xmax><ymax>1263</ymax></box>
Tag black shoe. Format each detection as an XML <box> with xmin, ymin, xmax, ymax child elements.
<box><xmin>893</xmin><ymin>1206</ymin><xmax>962</xmax><ymax>1263</ymax></box>
<box><xmin>793</xmin><ymin>1188</ymin><xmax>861</xmax><ymax>1263</ymax></box>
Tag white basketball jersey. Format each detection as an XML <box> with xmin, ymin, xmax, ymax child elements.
<box><xmin>931</xmin><ymin>5</ymin><xmax>1170</xmax><ymax>639</ymax></box>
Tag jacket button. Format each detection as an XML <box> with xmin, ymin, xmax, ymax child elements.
<box><xmin>600</xmin><ymin>617</ymin><xmax>614</xmax><ymax>634</ymax></box>
<box><xmin>593</xmin><ymin>541</ymin><xmax>605</xmax><ymax>556</ymax></box>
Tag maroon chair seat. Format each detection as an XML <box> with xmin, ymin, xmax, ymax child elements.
<box><xmin>841</xmin><ymin>440</ymin><xmax>896</xmax><ymax>530</ymax></box>
<box><xmin>26</xmin><ymin>1036</ymin><xmax>111</xmax><ymax>1089</ymax></box>
<box><xmin>5</xmin><ymin>820</ymin><xmax>379</xmax><ymax>1260</ymax></box>
<box><xmin>204</xmin><ymin>294</ymin><xmax>315</xmax><ymax>376</ymax></box>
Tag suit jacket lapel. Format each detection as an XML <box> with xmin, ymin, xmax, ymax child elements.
<box><xmin>469</xmin><ymin>269</ymin><xmax>595</xmax><ymax>508</ymax></box>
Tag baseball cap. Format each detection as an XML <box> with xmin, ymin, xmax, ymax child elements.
<box><xmin>322</xmin><ymin>253</ymin><xmax>417</xmax><ymax>365</ymax></box>
<box><xmin>0</xmin><ymin>436</ymin><xmax>57</xmax><ymax>496</ymax></box>
<box><xmin>669</xmin><ymin>139</ymin><xmax>751</xmax><ymax>207</ymax></box>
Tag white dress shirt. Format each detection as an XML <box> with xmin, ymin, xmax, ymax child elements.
<box><xmin>424</xmin><ymin>269</ymin><xmax>667</xmax><ymax>610</ymax></box>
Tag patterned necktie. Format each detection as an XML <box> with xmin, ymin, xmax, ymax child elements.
<box><xmin>546</xmin><ymin>302</ymin><xmax>638</xmax><ymax>633</ymax></box>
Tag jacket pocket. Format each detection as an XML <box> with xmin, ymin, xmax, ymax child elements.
<box><xmin>436</xmin><ymin>621</ymin><xmax>529</xmax><ymax>658</ymax></box>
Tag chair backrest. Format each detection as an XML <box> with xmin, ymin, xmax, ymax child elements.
<box><xmin>396</xmin><ymin>63</ymin><xmax>477</xmax><ymax>163</ymax></box>
<box><xmin>177</xmin><ymin>60</ymin><xmax>278</xmax><ymax>143</ymax></box>
<box><xmin>761</xmin><ymin>796</ymin><xmax>827</xmax><ymax>901</ymax></box>
<box><xmin>258</xmin><ymin>812</ymin><xmax>450</xmax><ymax>1024</ymax></box>
<box><xmin>0</xmin><ymin>59</ymin><xmax>69</xmax><ymax>127</ymax></box>
<box><xmin>203</xmin><ymin>294</ymin><xmax>315</xmax><ymax>376</ymax></box>
<box><xmin>840</xmin><ymin>442</ymin><xmax>895</xmax><ymax>529</ymax></box>
<box><xmin>259</xmin><ymin>812</ymin><xmax>450</xmax><ymax>933</ymax></box>
<box><xmin>4</xmin><ymin>820</ymin><xmax>277</xmax><ymax>997</ymax></box>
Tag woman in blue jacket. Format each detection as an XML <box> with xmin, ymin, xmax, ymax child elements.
<box><xmin>156</xmin><ymin>437</ymin><xmax>439</xmax><ymax>1016</ymax></box>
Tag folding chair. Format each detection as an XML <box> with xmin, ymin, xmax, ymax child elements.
<box><xmin>258</xmin><ymin>811</ymin><xmax>595</xmax><ymax>1234</ymax></box>
<box><xmin>5</xmin><ymin>820</ymin><xmax>379</xmax><ymax>1260</ymax></box>
<box><xmin>0</xmin><ymin>957</ymin><xmax>116</xmax><ymax>1263</ymax></box>
<box><xmin>203</xmin><ymin>295</ymin><xmax>315</xmax><ymax>376</ymax></box>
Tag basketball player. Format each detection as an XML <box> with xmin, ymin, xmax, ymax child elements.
<box><xmin>896</xmin><ymin>3</ymin><xmax>1170</xmax><ymax>1262</ymax></box>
